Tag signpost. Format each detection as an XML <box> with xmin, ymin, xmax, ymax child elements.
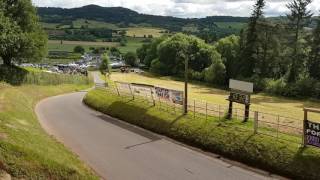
<box><xmin>227</xmin><ymin>79</ymin><xmax>253</xmax><ymax>122</ymax></box>
<box><xmin>303</xmin><ymin>108</ymin><xmax>320</xmax><ymax>148</ymax></box>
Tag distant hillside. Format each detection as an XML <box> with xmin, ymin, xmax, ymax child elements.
<box><xmin>37</xmin><ymin>5</ymin><xmax>248</xmax><ymax>36</ymax></box>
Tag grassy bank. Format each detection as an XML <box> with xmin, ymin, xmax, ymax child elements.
<box><xmin>0</xmin><ymin>83</ymin><xmax>98</xmax><ymax>179</ymax></box>
<box><xmin>84</xmin><ymin>89</ymin><xmax>320</xmax><ymax>180</ymax></box>
<box><xmin>0</xmin><ymin>66</ymin><xmax>97</xmax><ymax>179</ymax></box>
<box><xmin>0</xmin><ymin>65</ymin><xmax>90</xmax><ymax>86</ymax></box>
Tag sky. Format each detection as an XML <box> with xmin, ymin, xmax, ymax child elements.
<box><xmin>32</xmin><ymin>0</ymin><xmax>320</xmax><ymax>18</ymax></box>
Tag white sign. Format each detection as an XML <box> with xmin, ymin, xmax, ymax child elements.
<box><xmin>229</xmin><ymin>79</ymin><xmax>253</xmax><ymax>93</ymax></box>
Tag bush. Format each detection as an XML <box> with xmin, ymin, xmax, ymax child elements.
<box><xmin>124</xmin><ymin>52</ymin><xmax>137</xmax><ymax>67</ymax></box>
<box><xmin>150</xmin><ymin>59</ymin><xmax>170</xmax><ymax>75</ymax></box>
<box><xmin>204</xmin><ymin>60</ymin><xmax>226</xmax><ymax>85</ymax></box>
<box><xmin>73</xmin><ymin>46</ymin><xmax>85</xmax><ymax>54</ymax></box>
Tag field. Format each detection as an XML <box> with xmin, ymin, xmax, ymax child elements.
<box><xmin>118</xmin><ymin>38</ymin><xmax>146</xmax><ymax>53</ymax></box>
<box><xmin>122</xmin><ymin>27</ymin><xmax>166</xmax><ymax>38</ymax></box>
<box><xmin>72</xmin><ymin>19</ymin><xmax>119</xmax><ymax>29</ymax></box>
<box><xmin>109</xmin><ymin>72</ymin><xmax>320</xmax><ymax>121</ymax></box>
<box><xmin>48</xmin><ymin>40</ymin><xmax>119</xmax><ymax>52</ymax></box>
<box><xmin>48</xmin><ymin>39</ymin><xmax>144</xmax><ymax>54</ymax></box>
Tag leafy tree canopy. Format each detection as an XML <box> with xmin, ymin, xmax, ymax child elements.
<box><xmin>0</xmin><ymin>0</ymin><xmax>47</xmax><ymax>66</ymax></box>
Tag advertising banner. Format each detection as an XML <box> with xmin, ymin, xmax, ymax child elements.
<box><xmin>131</xmin><ymin>83</ymin><xmax>154</xmax><ymax>97</ymax></box>
<box><xmin>155</xmin><ymin>86</ymin><xmax>183</xmax><ymax>105</ymax></box>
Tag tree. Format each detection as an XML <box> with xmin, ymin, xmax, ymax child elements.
<box><xmin>110</xmin><ymin>47</ymin><xmax>121</xmax><ymax>57</ymax></box>
<box><xmin>240</xmin><ymin>0</ymin><xmax>265</xmax><ymax>77</ymax></box>
<box><xmin>204</xmin><ymin>51</ymin><xmax>226</xmax><ymax>85</ymax></box>
<box><xmin>308</xmin><ymin>16</ymin><xmax>320</xmax><ymax>79</ymax></box>
<box><xmin>99</xmin><ymin>53</ymin><xmax>111</xmax><ymax>75</ymax></box>
<box><xmin>155</xmin><ymin>33</ymin><xmax>214</xmax><ymax>76</ymax></box>
<box><xmin>0</xmin><ymin>0</ymin><xmax>47</xmax><ymax>66</ymax></box>
<box><xmin>124</xmin><ymin>52</ymin><xmax>137</xmax><ymax>67</ymax></box>
<box><xmin>73</xmin><ymin>46</ymin><xmax>85</xmax><ymax>54</ymax></box>
<box><xmin>286</xmin><ymin>0</ymin><xmax>313</xmax><ymax>82</ymax></box>
<box><xmin>214</xmin><ymin>35</ymin><xmax>240</xmax><ymax>81</ymax></box>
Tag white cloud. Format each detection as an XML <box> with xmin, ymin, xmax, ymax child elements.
<box><xmin>32</xmin><ymin>0</ymin><xmax>320</xmax><ymax>18</ymax></box>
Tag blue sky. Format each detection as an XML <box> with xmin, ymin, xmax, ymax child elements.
<box><xmin>33</xmin><ymin>0</ymin><xmax>320</xmax><ymax>18</ymax></box>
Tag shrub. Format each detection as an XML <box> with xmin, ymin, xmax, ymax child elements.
<box><xmin>73</xmin><ymin>45</ymin><xmax>85</xmax><ymax>54</ymax></box>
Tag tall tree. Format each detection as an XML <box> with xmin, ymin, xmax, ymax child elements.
<box><xmin>0</xmin><ymin>0</ymin><xmax>47</xmax><ymax>66</ymax></box>
<box><xmin>240</xmin><ymin>0</ymin><xmax>265</xmax><ymax>77</ymax></box>
<box><xmin>308</xmin><ymin>16</ymin><xmax>320</xmax><ymax>79</ymax></box>
<box><xmin>286</xmin><ymin>0</ymin><xmax>313</xmax><ymax>82</ymax></box>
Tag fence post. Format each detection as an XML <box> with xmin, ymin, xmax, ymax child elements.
<box><xmin>254</xmin><ymin>111</ymin><xmax>258</xmax><ymax>134</ymax></box>
<box><xmin>150</xmin><ymin>88</ymin><xmax>155</xmax><ymax>106</ymax></box>
<box><xmin>206</xmin><ymin>102</ymin><xmax>208</xmax><ymax>120</ymax></box>
<box><xmin>115</xmin><ymin>83</ymin><xmax>120</xmax><ymax>96</ymax></box>
<box><xmin>193</xmin><ymin>100</ymin><xmax>196</xmax><ymax>119</ymax></box>
<box><xmin>277</xmin><ymin>115</ymin><xmax>280</xmax><ymax>140</ymax></box>
<box><xmin>218</xmin><ymin>105</ymin><xmax>221</xmax><ymax>120</ymax></box>
<box><xmin>128</xmin><ymin>84</ymin><xmax>134</xmax><ymax>100</ymax></box>
<box><xmin>302</xmin><ymin>109</ymin><xmax>307</xmax><ymax>147</ymax></box>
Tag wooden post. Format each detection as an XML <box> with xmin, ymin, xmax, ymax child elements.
<box><xmin>193</xmin><ymin>100</ymin><xmax>196</xmax><ymax>119</ymax></box>
<box><xmin>218</xmin><ymin>105</ymin><xmax>221</xmax><ymax>120</ymax></box>
<box><xmin>244</xmin><ymin>104</ymin><xmax>250</xmax><ymax>122</ymax></box>
<box><xmin>303</xmin><ymin>109</ymin><xmax>308</xmax><ymax>147</ymax></box>
<box><xmin>254</xmin><ymin>111</ymin><xmax>258</xmax><ymax>134</ymax></box>
<box><xmin>115</xmin><ymin>83</ymin><xmax>120</xmax><ymax>96</ymax></box>
<box><xmin>227</xmin><ymin>100</ymin><xmax>233</xmax><ymax>119</ymax></box>
<box><xmin>205</xmin><ymin>102</ymin><xmax>208</xmax><ymax>120</ymax></box>
<box><xmin>150</xmin><ymin>88</ymin><xmax>155</xmax><ymax>106</ymax></box>
<box><xmin>128</xmin><ymin>84</ymin><xmax>134</xmax><ymax>100</ymax></box>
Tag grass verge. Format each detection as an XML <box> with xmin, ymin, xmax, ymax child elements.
<box><xmin>84</xmin><ymin>89</ymin><xmax>320</xmax><ymax>180</ymax></box>
<box><xmin>0</xmin><ymin>82</ymin><xmax>98</xmax><ymax>179</ymax></box>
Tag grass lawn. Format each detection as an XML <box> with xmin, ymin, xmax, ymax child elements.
<box><xmin>109</xmin><ymin>72</ymin><xmax>320</xmax><ymax>123</ymax></box>
<box><xmin>84</xmin><ymin>88</ymin><xmax>320</xmax><ymax>180</ymax></box>
<box><xmin>0</xmin><ymin>82</ymin><xmax>98</xmax><ymax>179</ymax></box>
<box><xmin>48</xmin><ymin>40</ymin><xmax>119</xmax><ymax>52</ymax></box>
<box><xmin>118</xmin><ymin>38</ymin><xmax>145</xmax><ymax>54</ymax></box>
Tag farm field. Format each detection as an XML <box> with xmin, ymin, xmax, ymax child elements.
<box><xmin>48</xmin><ymin>40</ymin><xmax>119</xmax><ymax>52</ymax></box>
<box><xmin>215</xmin><ymin>22</ymin><xmax>246</xmax><ymax>30</ymax></box>
<box><xmin>122</xmin><ymin>27</ymin><xmax>166</xmax><ymax>38</ymax></box>
<box><xmin>48</xmin><ymin>39</ymin><xmax>144</xmax><ymax>54</ymax></box>
<box><xmin>118</xmin><ymin>38</ymin><xmax>146</xmax><ymax>53</ymax></box>
<box><xmin>110</xmin><ymin>72</ymin><xmax>320</xmax><ymax>121</ymax></box>
<box><xmin>72</xmin><ymin>19</ymin><xmax>119</xmax><ymax>29</ymax></box>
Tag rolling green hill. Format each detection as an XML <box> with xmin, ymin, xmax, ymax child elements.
<box><xmin>37</xmin><ymin>5</ymin><xmax>248</xmax><ymax>41</ymax></box>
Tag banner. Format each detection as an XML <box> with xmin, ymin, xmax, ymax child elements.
<box><xmin>131</xmin><ymin>83</ymin><xmax>154</xmax><ymax>97</ymax></box>
<box><xmin>115</xmin><ymin>82</ymin><xmax>132</xmax><ymax>94</ymax></box>
<box><xmin>155</xmin><ymin>86</ymin><xmax>183</xmax><ymax>105</ymax></box>
<box><xmin>305</xmin><ymin>120</ymin><xmax>320</xmax><ymax>148</ymax></box>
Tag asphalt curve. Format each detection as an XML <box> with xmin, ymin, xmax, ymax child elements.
<box><xmin>35</xmin><ymin>74</ymin><xmax>277</xmax><ymax>180</ymax></box>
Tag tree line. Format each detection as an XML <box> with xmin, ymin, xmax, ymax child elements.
<box><xmin>137</xmin><ymin>0</ymin><xmax>320</xmax><ymax>99</ymax></box>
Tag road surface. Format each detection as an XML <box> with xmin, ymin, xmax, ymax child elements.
<box><xmin>36</xmin><ymin>74</ymin><xmax>277</xmax><ymax>180</ymax></box>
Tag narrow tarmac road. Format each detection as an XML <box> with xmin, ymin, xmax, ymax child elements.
<box><xmin>35</xmin><ymin>73</ymin><xmax>277</xmax><ymax>180</ymax></box>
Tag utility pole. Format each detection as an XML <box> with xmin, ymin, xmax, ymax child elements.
<box><xmin>184</xmin><ymin>56</ymin><xmax>188</xmax><ymax>114</ymax></box>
